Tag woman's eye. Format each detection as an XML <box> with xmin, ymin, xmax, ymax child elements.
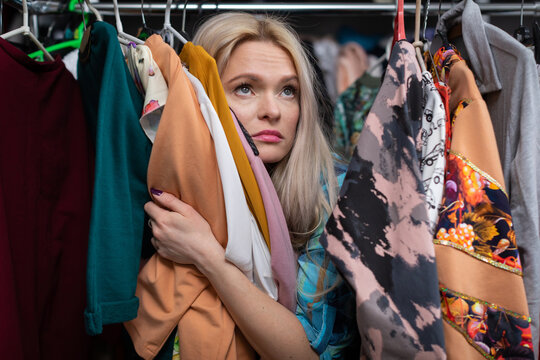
<box><xmin>235</xmin><ymin>85</ymin><xmax>252</xmax><ymax>96</ymax></box>
<box><xmin>282</xmin><ymin>86</ymin><xmax>297</xmax><ymax>98</ymax></box>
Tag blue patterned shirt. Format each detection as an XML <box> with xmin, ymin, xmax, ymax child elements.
<box><xmin>295</xmin><ymin>164</ymin><xmax>358</xmax><ymax>359</ymax></box>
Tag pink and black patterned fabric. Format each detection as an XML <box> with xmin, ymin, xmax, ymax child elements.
<box><xmin>320</xmin><ymin>41</ymin><xmax>446</xmax><ymax>359</ymax></box>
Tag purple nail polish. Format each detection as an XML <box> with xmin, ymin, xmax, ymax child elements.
<box><xmin>151</xmin><ymin>188</ymin><xmax>163</xmax><ymax>196</ymax></box>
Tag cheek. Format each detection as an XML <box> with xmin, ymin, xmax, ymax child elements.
<box><xmin>284</xmin><ymin>104</ymin><xmax>300</xmax><ymax>141</ymax></box>
<box><xmin>226</xmin><ymin>97</ymin><xmax>257</xmax><ymax>131</ymax></box>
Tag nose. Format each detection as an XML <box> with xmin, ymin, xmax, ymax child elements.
<box><xmin>257</xmin><ymin>92</ymin><xmax>281</xmax><ymax>122</ymax></box>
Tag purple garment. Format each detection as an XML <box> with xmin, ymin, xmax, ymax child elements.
<box><xmin>231</xmin><ymin>111</ymin><xmax>297</xmax><ymax>312</ymax></box>
<box><xmin>320</xmin><ymin>41</ymin><xmax>446</xmax><ymax>358</ymax></box>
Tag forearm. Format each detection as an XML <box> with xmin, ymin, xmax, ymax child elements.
<box><xmin>199</xmin><ymin>253</ymin><xmax>318</xmax><ymax>360</ymax></box>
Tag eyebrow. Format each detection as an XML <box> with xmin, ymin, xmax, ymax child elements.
<box><xmin>225</xmin><ymin>74</ymin><xmax>299</xmax><ymax>84</ymax></box>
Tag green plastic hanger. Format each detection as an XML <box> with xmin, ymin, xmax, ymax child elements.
<box><xmin>28</xmin><ymin>0</ymin><xmax>89</xmax><ymax>60</ymax></box>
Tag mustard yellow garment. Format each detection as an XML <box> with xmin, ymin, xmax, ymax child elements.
<box><xmin>180</xmin><ymin>42</ymin><xmax>271</xmax><ymax>250</ymax></box>
<box><xmin>124</xmin><ymin>35</ymin><xmax>254</xmax><ymax>360</ymax></box>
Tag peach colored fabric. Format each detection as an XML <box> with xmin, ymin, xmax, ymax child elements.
<box><xmin>124</xmin><ymin>35</ymin><xmax>253</xmax><ymax>360</ymax></box>
<box><xmin>436</xmin><ymin>56</ymin><xmax>530</xmax><ymax>358</ymax></box>
<box><xmin>447</xmin><ymin>60</ymin><xmax>505</xmax><ymax>190</ymax></box>
<box><xmin>442</xmin><ymin>322</ymin><xmax>485</xmax><ymax>360</ymax></box>
<box><xmin>435</xmin><ymin>245</ymin><xmax>528</xmax><ymax>314</ymax></box>
<box><xmin>336</xmin><ymin>42</ymin><xmax>368</xmax><ymax>95</ymax></box>
<box><xmin>180</xmin><ymin>42</ymin><xmax>271</xmax><ymax>251</ymax></box>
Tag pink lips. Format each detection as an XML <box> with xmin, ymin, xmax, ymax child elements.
<box><xmin>252</xmin><ymin>130</ymin><xmax>283</xmax><ymax>143</ymax></box>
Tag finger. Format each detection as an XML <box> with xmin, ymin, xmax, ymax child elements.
<box><xmin>150</xmin><ymin>188</ymin><xmax>192</xmax><ymax>215</ymax></box>
<box><xmin>144</xmin><ymin>200</ymin><xmax>168</xmax><ymax>220</ymax></box>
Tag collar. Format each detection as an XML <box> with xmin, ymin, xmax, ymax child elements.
<box><xmin>435</xmin><ymin>0</ymin><xmax>502</xmax><ymax>94</ymax></box>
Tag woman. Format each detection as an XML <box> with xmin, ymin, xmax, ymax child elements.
<box><xmin>145</xmin><ymin>12</ymin><xmax>357</xmax><ymax>359</ymax></box>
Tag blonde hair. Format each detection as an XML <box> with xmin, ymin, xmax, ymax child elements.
<box><xmin>193</xmin><ymin>12</ymin><xmax>338</xmax><ymax>250</ymax></box>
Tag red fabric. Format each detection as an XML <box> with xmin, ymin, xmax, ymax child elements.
<box><xmin>0</xmin><ymin>38</ymin><xmax>92</xmax><ymax>359</ymax></box>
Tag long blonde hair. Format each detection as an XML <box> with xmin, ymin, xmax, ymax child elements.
<box><xmin>193</xmin><ymin>12</ymin><xmax>338</xmax><ymax>250</ymax></box>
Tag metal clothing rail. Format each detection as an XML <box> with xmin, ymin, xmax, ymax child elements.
<box><xmin>90</xmin><ymin>2</ymin><xmax>540</xmax><ymax>16</ymax></box>
<box><xmin>5</xmin><ymin>1</ymin><xmax>540</xmax><ymax>16</ymax></box>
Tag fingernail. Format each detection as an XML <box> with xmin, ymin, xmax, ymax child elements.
<box><xmin>151</xmin><ymin>188</ymin><xmax>163</xmax><ymax>196</ymax></box>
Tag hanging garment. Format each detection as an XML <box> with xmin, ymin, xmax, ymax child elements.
<box><xmin>296</xmin><ymin>164</ymin><xmax>360</xmax><ymax>359</ymax></box>
<box><xmin>321</xmin><ymin>41</ymin><xmax>446</xmax><ymax>359</ymax></box>
<box><xmin>231</xmin><ymin>112</ymin><xmax>297</xmax><ymax>312</ymax></box>
<box><xmin>62</xmin><ymin>48</ymin><xmax>78</xmax><ymax>79</ymax></box>
<box><xmin>420</xmin><ymin>71</ymin><xmax>446</xmax><ymax>231</ymax></box>
<box><xmin>0</xmin><ymin>175</ymin><xmax>23</xmax><ymax>360</ymax></box>
<box><xmin>313</xmin><ymin>37</ymin><xmax>340</xmax><ymax>102</ymax></box>
<box><xmin>333</xmin><ymin>72</ymin><xmax>380</xmax><ymax>160</ymax></box>
<box><xmin>124</xmin><ymin>34</ymin><xmax>253</xmax><ymax>360</ymax></box>
<box><xmin>179</xmin><ymin>42</ymin><xmax>270</xmax><ymax>251</ymax></box>
<box><xmin>432</xmin><ymin>46</ymin><xmax>533</xmax><ymax>359</ymax></box>
<box><xmin>184</xmin><ymin>67</ymin><xmax>276</xmax><ymax>298</ymax></box>
<box><xmin>78</xmin><ymin>22</ymin><xmax>152</xmax><ymax>336</ymax></box>
<box><xmin>436</xmin><ymin>2</ymin><xmax>540</xmax><ymax>351</ymax></box>
<box><xmin>0</xmin><ymin>37</ymin><xmax>92</xmax><ymax>358</ymax></box>
<box><xmin>336</xmin><ymin>42</ymin><xmax>369</xmax><ymax>95</ymax></box>
<box><xmin>125</xmin><ymin>44</ymin><xmax>168</xmax><ymax>143</ymax></box>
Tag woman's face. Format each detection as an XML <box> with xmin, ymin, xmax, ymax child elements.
<box><xmin>221</xmin><ymin>41</ymin><xmax>300</xmax><ymax>164</ymax></box>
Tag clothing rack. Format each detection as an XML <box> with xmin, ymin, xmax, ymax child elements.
<box><xmin>94</xmin><ymin>2</ymin><xmax>540</xmax><ymax>17</ymax></box>
<box><xmin>5</xmin><ymin>1</ymin><xmax>540</xmax><ymax>16</ymax></box>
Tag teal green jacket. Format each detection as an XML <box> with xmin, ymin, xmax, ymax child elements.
<box><xmin>78</xmin><ymin>21</ymin><xmax>152</xmax><ymax>336</ymax></box>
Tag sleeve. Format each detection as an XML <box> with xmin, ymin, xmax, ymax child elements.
<box><xmin>295</xmin><ymin>242</ymin><xmax>358</xmax><ymax>358</ymax></box>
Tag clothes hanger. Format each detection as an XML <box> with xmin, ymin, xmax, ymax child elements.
<box><xmin>367</xmin><ymin>36</ymin><xmax>392</xmax><ymax>76</ymax></box>
<box><xmin>162</xmin><ymin>0</ymin><xmax>188</xmax><ymax>46</ymax></box>
<box><xmin>27</xmin><ymin>0</ymin><xmax>101</xmax><ymax>59</ymax></box>
<box><xmin>113</xmin><ymin>0</ymin><xmax>143</xmax><ymax>45</ymax></box>
<box><xmin>1</xmin><ymin>0</ymin><xmax>54</xmax><ymax>60</ymax></box>
<box><xmin>392</xmin><ymin>0</ymin><xmax>406</xmax><ymax>47</ymax></box>
<box><xmin>136</xmin><ymin>0</ymin><xmax>160</xmax><ymax>40</ymax></box>
<box><xmin>514</xmin><ymin>0</ymin><xmax>533</xmax><ymax>47</ymax></box>
<box><xmin>83</xmin><ymin>0</ymin><xmax>102</xmax><ymax>22</ymax></box>
<box><xmin>413</xmin><ymin>0</ymin><xmax>427</xmax><ymax>72</ymax></box>
<box><xmin>179</xmin><ymin>0</ymin><xmax>191</xmax><ymax>42</ymax></box>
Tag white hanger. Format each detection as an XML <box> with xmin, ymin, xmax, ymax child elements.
<box><xmin>163</xmin><ymin>0</ymin><xmax>188</xmax><ymax>45</ymax></box>
<box><xmin>367</xmin><ymin>36</ymin><xmax>392</xmax><ymax>77</ymax></box>
<box><xmin>413</xmin><ymin>0</ymin><xmax>427</xmax><ymax>72</ymax></box>
<box><xmin>1</xmin><ymin>0</ymin><xmax>54</xmax><ymax>61</ymax></box>
<box><xmin>83</xmin><ymin>0</ymin><xmax>103</xmax><ymax>22</ymax></box>
<box><xmin>112</xmin><ymin>0</ymin><xmax>143</xmax><ymax>45</ymax></box>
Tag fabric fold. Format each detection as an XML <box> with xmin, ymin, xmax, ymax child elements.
<box><xmin>183</xmin><ymin>67</ymin><xmax>276</xmax><ymax>299</ymax></box>
<box><xmin>231</xmin><ymin>112</ymin><xmax>297</xmax><ymax>312</ymax></box>
<box><xmin>179</xmin><ymin>42</ymin><xmax>271</xmax><ymax>252</ymax></box>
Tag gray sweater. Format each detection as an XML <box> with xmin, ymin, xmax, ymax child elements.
<box><xmin>436</xmin><ymin>1</ymin><xmax>540</xmax><ymax>356</ymax></box>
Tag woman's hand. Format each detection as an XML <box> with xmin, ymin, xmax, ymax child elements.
<box><xmin>145</xmin><ymin>189</ymin><xmax>225</xmax><ymax>270</ymax></box>
<box><xmin>145</xmin><ymin>189</ymin><xmax>317</xmax><ymax>360</ymax></box>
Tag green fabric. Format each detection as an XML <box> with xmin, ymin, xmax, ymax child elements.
<box><xmin>333</xmin><ymin>73</ymin><xmax>380</xmax><ymax>160</ymax></box>
<box><xmin>78</xmin><ymin>21</ymin><xmax>152</xmax><ymax>336</ymax></box>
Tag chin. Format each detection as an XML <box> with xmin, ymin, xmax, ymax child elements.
<box><xmin>259</xmin><ymin>150</ymin><xmax>287</xmax><ymax>164</ymax></box>
<box><xmin>259</xmin><ymin>154</ymin><xmax>284</xmax><ymax>164</ymax></box>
